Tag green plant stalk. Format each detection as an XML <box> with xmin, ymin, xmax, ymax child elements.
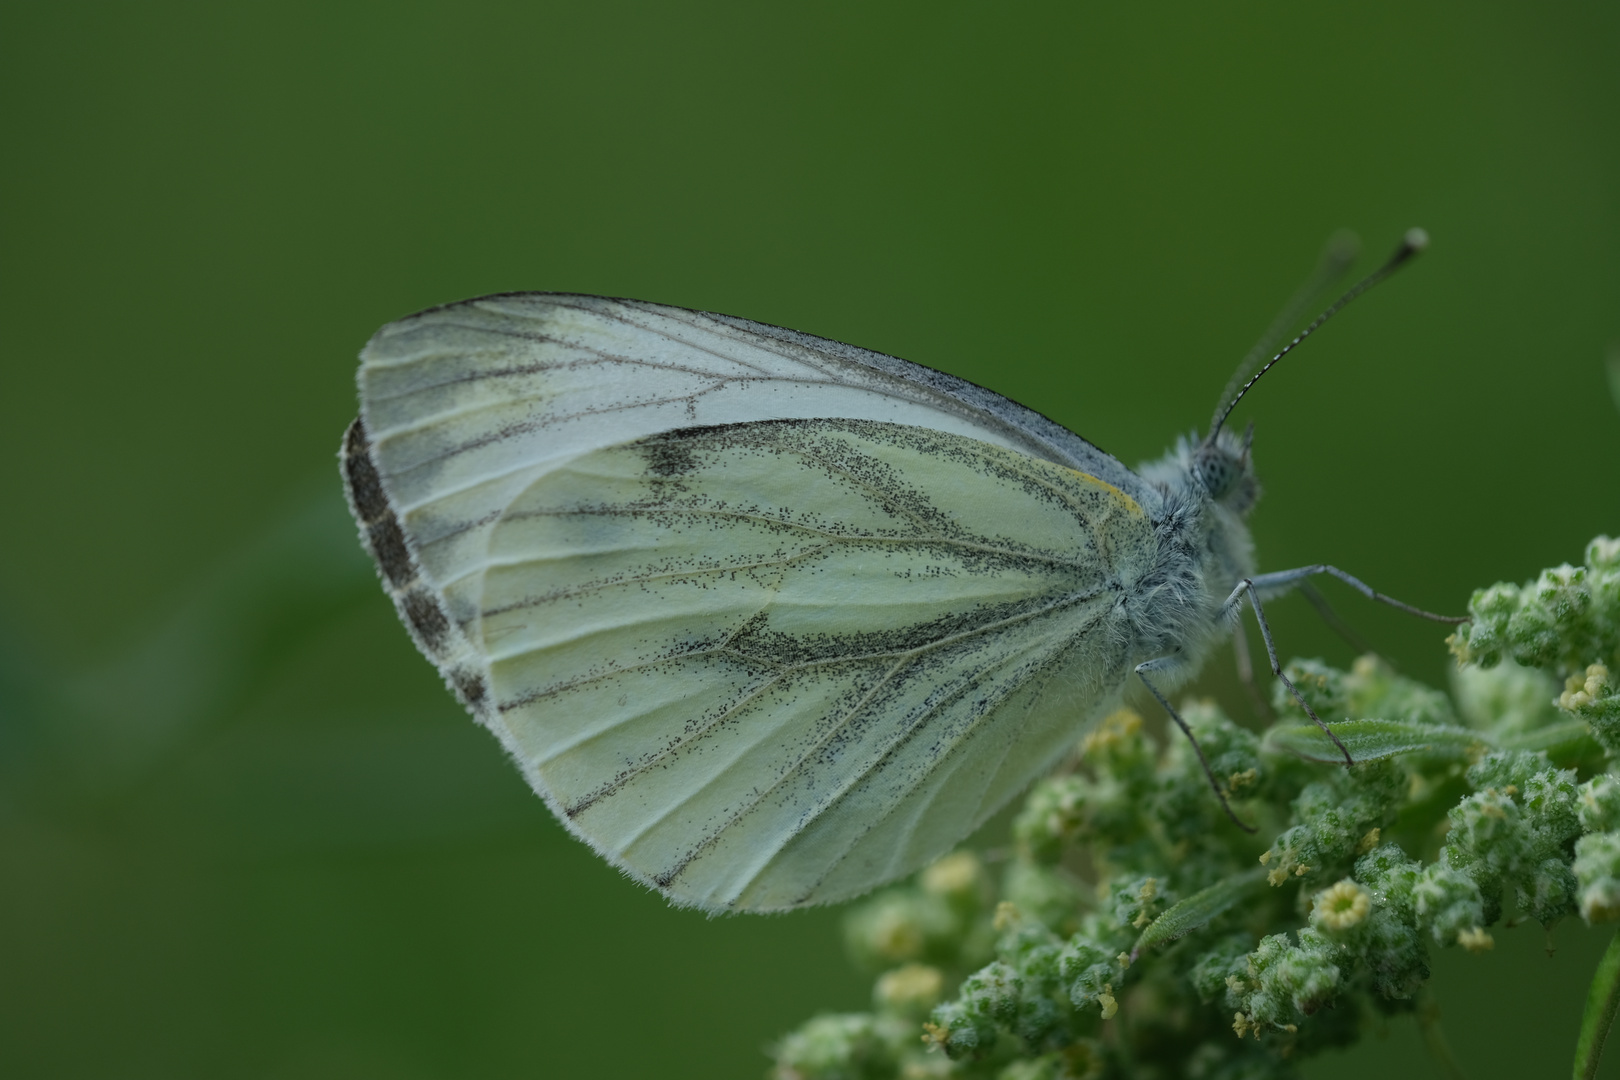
<box><xmin>1416</xmin><ymin>990</ymin><xmax>1467</xmax><ymax>1080</ymax></box>
<box><xmin>1574</xmin><ymin>929</ymin><xmax>1620</xmax><ymax>1080</ymax></box>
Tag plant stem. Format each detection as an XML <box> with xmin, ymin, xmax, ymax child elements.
<box><xmin>1416</xmin><ymin>990</ymin><xmax>1467</xmax><ymax>1080</ymax></box>
<box><xmin>1576</xmin><ymin>930</ymin><xmax>1620</xmax><ymax>1080</ymax></box>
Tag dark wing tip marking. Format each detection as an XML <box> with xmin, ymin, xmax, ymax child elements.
<box><xmin>402</xmin><ymin>587</ymin><xmax>451</xmax><ymax>653</ymax></box>
<box><xmin>368</xmin><ymin>516</ymin><xmax>416</xmax><ymax>590</ymax></box>
<box><xmin>342</xmin><ymin>416</ymin><xmax>462</xmax><ymax>668</ymax></box>
<box><xmin>452</xmin><ymin>668</ymin><xmax>488</xmax><ymax>710</ymax></box>
<box><xmin>343</xmin><ymin>418</ymin><xmax>391</xmax><ymax>524</ymax></box>
<box><xmin>342</xmin><ymin>418</ymin><xmax>420</xmax><ymax>591</ymax></box>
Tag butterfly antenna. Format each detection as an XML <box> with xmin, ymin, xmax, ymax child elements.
<box><xmin>1208</xmin><ymin>230</ymin><xmax>1361</xmax><ymax>438</ymax></box>
<box><xmin>1207</xmin><ymin>228</ymin><xmax>1429</xmax><ymax>443</ymax></box>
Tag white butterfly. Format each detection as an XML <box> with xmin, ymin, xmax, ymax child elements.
<box><xmin>341</xmin><ymin>234</ymin><xmax>1449</xmax><ymax>912</ymax></box>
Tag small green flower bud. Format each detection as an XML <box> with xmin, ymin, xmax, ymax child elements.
<box><xmin>1002</xmin><ymin>861</ymin><xmax>1083</xmax><ymax>937</ymax></box>
<box><xmin>1413</xmin><ymin>861</ymin><xmax>1486</xmax><ymax>946</ymax></box>
<box><xmin>1012</xmin><ymin>776</ymin><xmax>1091</xmax><ymax>864</ymax></box>
<box><xmin>1242</xmin><ymin>930</ymin><xmax>1342</xmax><ymax>1023</ymax></box>
<box><xmin>1346</xmin><ymin>654</ymin><xmax>1457</xmax><ymax>727</ymax></box>
<box><xmin>1520</xmin><ymin>766</ymin><xmax>1581</xmax><ymax>842</ymax></box>
<box><xmin>1107</xmin><ymin>874</ymin><xmax>1170</xmax><ymax>932</ymax></box>
<box><xmin>1558</xmin><ymin>663</ymin><xmax>1620</xmax><ymax>752</ymax></box>
<box><xmin>770</xmin><ymin>1013</ymin><xmax>894</xmax><ymax>1080</ymax></box>
<box><xmin>921</xmin><ymin>851</ymin><xmax>990</xmax><ymax>916</ymax></box>
<box><xmin>1454</xmin><ymin>541</ymin><xmax>1620</xmax><ymax>677</ymax></box>
<box><xmin>1575</xmin><ymin>831</ymin><xmax>1620</xmax><ymax>923</ymax></box>
<box><xmin>1079</xmin><ymin>707</ymin><xmax>1155</xmax><ymax>777</ymax></box>
<box><xmin>1360</xmin><ymin>907</ymin><xmax>1429</xmax><ymax>1000</ymax></box>
<box><xmin>844</xmin><ymin>889</ymin><xmax>961</xmax><ymax>973</ymax></box>
<box><xmin>1271</xmin><ymin>658</ymin><xmax>1351</xmax><ymax>721</ymax></box>
<box><xmin>1465</xmin><ymin>749</ymin><xmax>1547</xmax><ymax>792</ymax></box>
<box><xmin>926</xmin><ymin>1000</ymin><xmax>996</xmax><ymax>1060</ymax></box>
<box><xmin>1188</xmin><ymin>935</ymin><xmax>1253</xmax><ymax>1004</ymax></box>
<box><xmin>958</xmin><ymin>961</ymin><xmax>1022</xmax><ymax>1025</ymax></box>
<box><xmin>1452</xmin><ymin>660</ymin><xmax>1561</xmax><ymax>738</ymax></box>
<box><xmin>1525</xmin><ymin>856</ymin><xmax>1578</xmax><ymax>925</ymax></box>
<box><xmin>996</xmin><ymin>1055</ymin><xmax>1062</xmax><ymax>1080</ymax></box>
<box><xmin>874</xmin><ymin>964</ymin><xmax>945</xmax><ymax>1018</ymax></box>
<box><xmin>1452</xmin><ymin>582</ymin><xmax>1522</xmax><ymax>669</ymax></box>
<box><xmin>1579</xmin><ymin>774</ymin><xmax>1620</xmax><ymax>833</ymax></box>
<box><xmin>1354</xmin><ymin>843</ymin><xmax>1422</xmax><ymax>922</ymax></box>
<box><xmin>1060</xmin><ymin>937</ymin><xmax>1119</xmax><ymax>1015</ymax></box>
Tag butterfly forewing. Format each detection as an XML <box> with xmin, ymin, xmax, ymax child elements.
<box><xmin>357</xmin><ymin>296</ymin><xmax>1156</xmax><ymax>602</ymax></box>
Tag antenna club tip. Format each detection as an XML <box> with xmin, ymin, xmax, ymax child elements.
<box><xmin>1403</xmin><ymin>227</ymin><xmax>1430</xmax><ymax>253</ymax></box>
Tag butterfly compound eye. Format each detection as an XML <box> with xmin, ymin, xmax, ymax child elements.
<box><xmin>1194</xmin><ymin>436</ymin><xmax>1259</xmax><ymax>514</ymax></box>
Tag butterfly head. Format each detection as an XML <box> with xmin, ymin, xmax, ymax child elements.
<box><xmin>1192</xmin><ymin>422</ymin><xmax>1259</xmax><ymax>515</ymax></box>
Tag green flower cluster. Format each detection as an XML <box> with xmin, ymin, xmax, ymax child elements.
<box><xmin>1449</xmin><ymin>536</ymin><xmax>1620</xmax><ymax>731</ymax></box>
<box><xmin>770</xmin><ymin>538</ymin><xmax>1620</xmax><ymax>1080</ymax></box>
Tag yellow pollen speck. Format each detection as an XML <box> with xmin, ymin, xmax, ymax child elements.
<box><xmin>872</xmin><ymin>910</ymin><xmax>924</xmax><ymax>960</ymax></box>
<box><xmin>1313</xmin><ymin>879</ymin><xmax>1372</xmax><ymax>930</ymax></box>
<box><xmin>876</xmin><ymin>964</ymin><xmax>945</xmax><ymax>1013</ymax></box>
<box><xmin>1503</xmin><ymin>785</ymin><xmax>1519</xmax><ymax>797</ymax></box>
<box><xmin>1284</xmin><ymin>1024</ymin><xmax>1298</xmax><ymax>1033</ymax></box>
<box><xmin>1561</xmin><ymin>665</ymin><xmax>1610</xmax><ymax>711</ymax></box>
<box><xmin>921</xmin><ymin>1021</ymin><xmax>948</xmax><ymax>1047</ymax></box>
<box><xmin>1268</xmin><ymin>868</ymin><xmax>1289</xmax><ymax>887</ymax></box>
<box><xmin>1356</xmin><ymin>828</ymin><xmax>1381</xmax><ymax>854</ymax></box>
<box><xmin>1226</xmin><ymin>974</ymin><xmax>1245</xmax><ymax>992</ymax></box>
<box><xmin>1083</xmin><ymin>708</ymin><xmax>1142</xmax><ymax>755</ymax></box>
<box><xmin>1132</xmin><ymin>878</ymin><xmax>1158</xmax><ymax>927</ymax></box>
<box><xmin>1295</xmin><ymin>865</ymin><xmax>1310</xmax><ymax>877</ymax></box>
<box><xmin>1458</xmin><ymin>926</ymin><xmax>1495</xmax><ymax>952</ymax></box>
<box><xmin>1232</xmin><ymin>1012</ymin><xmax>1250</xmax><ymax>1038</ymax></box>
<box><xmin>1227</xmin><ymin>767</ymin><xmax>1258</xmax><ymax>794</ymax></box>
<box><xmin>1098</xmin><ymin>985</ymin><xmax>1118</xmax><ymax>1020</ymax></box>
<box><xmin>993</xmin><ymin>901</ymin><xmax>1020</xmax><ymax>932</ymax></box>
<box><xmin>1481</xmin><ymin>802</ymin><xmax>1506</xmax><ymax>820</ymax></box>
<box><xmin>1116</xmin><ymin>952</ymin><xmax>1132</xmax><ymax>969</ymax></box>
<box><xmin>922</xmin><ymin>851</ymin><xmax>981</xmax><ymax>896</ymax></box>
<box><xmin>1259</xmin><ymin>850</ymin><xmax>1273</xmax><ymax>865</ymax></box>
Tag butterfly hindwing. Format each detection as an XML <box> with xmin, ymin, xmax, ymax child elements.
<box><xmin>471</xmin><ymin>419</ymin><xmax>1150</xmax><ymax>909</ymax></box>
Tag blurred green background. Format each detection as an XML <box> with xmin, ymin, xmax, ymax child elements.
<box><xmin>2</xmin><ymin>3</ymin><xmax>1617</xmax><ymax>1077</ymax></box>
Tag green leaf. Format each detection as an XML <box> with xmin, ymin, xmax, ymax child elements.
<box><xmin>1498</xmin><ymin>718</ymin><xmax>1600</xmax><ymax>757</ymax></box>
<box><xmin>1574</xmin><ymin>928</ymin><xmax>1620</xmax><ymax>1079</ymax></box>
<box><xmin>1263</xmin><ymin>719</ymin><xmax>1486</xmax><ymax>764</ymax></box>
<box><xmin>1131</xmin><ymin>868</ymin><xmax>1266</xmax><ymax>960</ymax></box>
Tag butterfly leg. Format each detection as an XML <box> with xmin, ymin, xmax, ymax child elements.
<box><xmin>1221</xmin><ymin>579</ymin><xmax>1354</xmax><ymax>766</ymax></box>
<box><xmin>1135</xmin><ymin>656</ymin><xmax>1257</xmax><ymax>833</ymax></box>
<box><xmin>1296</xmin><ymin>580</ymin><xmax>1381</xmax><ymax>661</ymax></box>
<box><xmin>1230</xmin><ymin>622</ymin><xmax>1273</xmax><ymax>720</ymax></box>
<box><xmin>1243</xmin><ymin>565</ymin><xmax>1466</xmax><ymax>625</ymax></box>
